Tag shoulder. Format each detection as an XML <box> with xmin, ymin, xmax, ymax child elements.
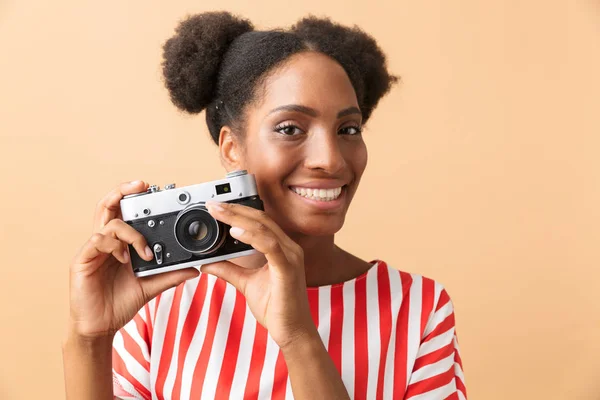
<box><xmin>375</xmin><ymin>260</ymin><xmax>457</xmax><ymax>329</ymax></box>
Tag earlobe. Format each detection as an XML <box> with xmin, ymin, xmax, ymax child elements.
<box><xmin>219</xmin><ymin>126</ymin><xmax>242</xmax><ymax>171</ymax></box>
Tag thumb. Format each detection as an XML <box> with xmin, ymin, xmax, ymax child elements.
<box><xmin>139</xmin><ymin>267</ymin><xmax>200</xmax><ymax>301</ymax></box>
<box><xmin>200</xmin><ymin>261</ymin><xmax>253</xmax><ymax>294</ymax></box>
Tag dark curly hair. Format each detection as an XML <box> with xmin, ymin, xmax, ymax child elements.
<box><xmin>162</xmin><ymin>11</ymin><xmax>399</xmax><ymax>144</ymax></box>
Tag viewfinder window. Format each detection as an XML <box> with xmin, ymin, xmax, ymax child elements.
<box><xmin>216</xmin><ymin>183</ymin><xmax>231</xmax><ymax>195</ymax></box>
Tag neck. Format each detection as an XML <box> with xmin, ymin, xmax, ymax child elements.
<box><xmin>235</xmin><ymin>232</ymin><xmax>372</xmax><ymax>287</ymax></box>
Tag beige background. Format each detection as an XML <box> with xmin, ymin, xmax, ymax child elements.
<box><xmin>0</xmin><ymin>0</ymin><xmax>599</xmax><ymax>399</ymax></box>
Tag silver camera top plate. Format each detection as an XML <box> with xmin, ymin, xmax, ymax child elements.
<box><xmin>119</xmin><ymin>170</ymin><xmax>258</xmax><ymax>222</ymax></box>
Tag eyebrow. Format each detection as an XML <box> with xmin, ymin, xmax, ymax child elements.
<box><xmin>266</xmin><ymin>104</ymin><xmax>362</xmax><ymax>119</ymax></box>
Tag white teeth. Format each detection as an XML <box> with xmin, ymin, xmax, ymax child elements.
<box><xmin>291</xmin><ymin>186</ymin><xmax>344</xmax><ymax>201</ymax></box>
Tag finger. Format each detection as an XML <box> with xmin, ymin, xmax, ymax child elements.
<box><xmin>227</xmin><ymin>225</ymin><xmax>292</xmax><ymax>273</ymax></box>
<box><xmin>93</xmin><ymin>180</ymin><xmax>148</xmax><ymax>232</ymax></box>
<box><xmin>76</xmin><ymin>233</ymin><xmax>129</xmax><ymax>265</ymax></box>
<box><xmin>200</xmin><ymin>261</ymin><xmax>254</xmax><ymax>295</ymax></box>
<box><xmin>205</xmin><ymin>201</ymin><xmax>294</xmax><ymax>249</ymax></box>
<box><xmin>100</xmin><ymin>219</ymin><xmax>154</xmax><ymax>262</ymax></box>
<box><xmin>139</xmin><ymin>267</ymin><xmax>200</xmax><ymax>301</ymax></box>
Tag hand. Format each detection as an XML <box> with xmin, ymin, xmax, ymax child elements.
<box><xmin>68</xmin><ymin>180</ymin><xmax>199</xmax><ymax>340</ymax></box>
<box><xmin>202</xmin><ymin>201</ymin><xmax>316</xmax><ymax>350</ymax></box>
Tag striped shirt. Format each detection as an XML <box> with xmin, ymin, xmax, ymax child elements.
<box><xmin>112</xmin><ymin>260</ymin><xmax>467</xmax><ymax>399</ymax></box>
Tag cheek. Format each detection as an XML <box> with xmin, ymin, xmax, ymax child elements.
<box><xmin>245</xmin><ymin>137</ymin><xmax>297</xmax><ymax>189</ymax></box>
<box><xmin>351</xmin><ymin>141</ymin><xmax>368</xmax><ymax>180</ymax></box>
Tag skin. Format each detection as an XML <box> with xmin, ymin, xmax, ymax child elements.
<box><xmin>62</xmin><ymin>50</ymin><xmax>373</xmax><ymax>399</ymax></box>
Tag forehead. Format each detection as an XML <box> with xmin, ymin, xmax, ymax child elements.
<box><xmin>257</xmin><ymin>51</ymin><xmax>359</xmax><ymax>112</ymax></box>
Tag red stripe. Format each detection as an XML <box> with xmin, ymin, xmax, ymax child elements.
<box><xmin>405</xmin><ymin>364</ymin><xmax>455</xmax><ymax>396</ymax></box>
<box><xmin>423</xmin><ymin>313</ymin><xmax>455</xmax><ymax>343</ymax></box>
<box><xmin>412</xmin><ymin>342</ymin><xmax>454</xmax><ymax>372</ymax></box>
<box><xmin>393</xmin><ymin>271</ymin><xmax>413</xmax><ymax>399</ymax></box>
<box><xmin>144</xmin><ymin>304</ymin><xmax>153</xmax><ymax>344</ymax></box>
<box><xmin>243</xmin><ymin>322</ymin><xmax>268</xmax><ymax>400</ymax></box>
<box><xmin>132</xmin><ymin>313</ymin><xmax>148</xmax><ymax>345</ymax></box>
<box><xmin>354</xmin><ymin>275</ymin><xmax>368</xmax><ymax>400</ymax></box>
<box><xmin>375</xmin><ymin>263</ymin><xmax>392</xmax><ymax>400</ymax></box>
<box><xmin>189</xmin><ymin>278</ymin><xmax>227</xmax><ymax>399</ymax></box>
<box><xmin>120</xmin><ymin>328</ymin><xmax>149</xmax><ymax>371</ymax></box>
<box><xmin>454</xmin><ymin>340</ymin><xmax>463</xmax><ymax>367</ymax></box>
<box><xmin>214</xmin><ymin>289</ymin><xmax>247</xmax><ymax>400</ymax></box>
<box><xmin>308</xmin><ymin>289</ymin><xmax>319</xmax><ymax>326</ymax></box>
<box><xmin>271</xmin><ymin>350</ymin><xmax>288</xmax><ymax>400</ymax></box>
<box><xmin>153</xmin><ymin>293</ymin><xmax>162</xmax><ymax>321</ymax></box>
<box><xmin>420</xmin><ymin>278</ymin><xmax>435</xmax><ymax>338</ymax></box>
<box><xmin>112</xmin><ymin>347</ymin><xmax>151</xmax><ymax>399</ymax></box>
<box><xmin>436</xmin><ymin>289</ymin><xmax>451</xmax><ymax>312</ymax></box>
<box><xmin>328</xmin><ymin>285</ymin><xmax>344</xmax><ymax>374</ymax></box>
<box><xmin>456</xmin><ymin>370</ymin><xmax>467</xmax><ymax>395</ymax></box>
<box><xmin>155</xmin><ymin>284</ymin><xmax>185</xmax><ymax>399</ymax></box>
<box><xmin>171</xmin><ymin>274</ymin><xmax>209</xmax><ymax>400</ymax></box>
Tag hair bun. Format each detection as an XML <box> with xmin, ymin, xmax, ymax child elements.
<box><xmin>162</xmin><ymin>11</ymin><xmax>254</xmax><ymax>113</ymax></box>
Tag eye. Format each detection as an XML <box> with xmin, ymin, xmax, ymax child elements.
<box><xmin>339</xmin><ymin>125</ymin><xmax>363</xmax><ymax>135</ymax></box>
<box><xmin>274</xmin><ymin>122</ymin><xmax>304</xmax><ymax>136</ymax></box>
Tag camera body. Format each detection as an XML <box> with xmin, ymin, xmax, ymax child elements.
<box><xmin>119</xmin><ymin>170</ymin><xmax>263</xmax><ymax>277</ymax></box>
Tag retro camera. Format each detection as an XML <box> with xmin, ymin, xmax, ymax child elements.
<box><xmin>119</xmin><ymin>170</ymin><xmax>263</xmax><ymax>277</ymax></box>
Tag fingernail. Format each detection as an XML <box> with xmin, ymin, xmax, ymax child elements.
<box><xmin>145</xmin><ymin>245</ymin><xmax>153</xmax><ymax>259</ymax></box>
<box><xmin>206</xmin><ymin>201</ymin><xmax>225</xmax><ymax>212</ymax></box>
<box><xmin>230</xmin><ymin>226</ymin><xmax>245</xmax><ymax>237</ymax></box>
<box><xmin>130</xmin><ymin>180</ymin><xmax>142</xmax><ymax>185</ymax></box>
<box><xmin>122</xmin><ymin>250</ymin><xmax>129</xmax><ymax>263</ymax></box>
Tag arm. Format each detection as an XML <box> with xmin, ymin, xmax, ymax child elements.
<box><xmin>62</xmin><ymin>329</ymin><xmax>115</xmax><ymax>400</ymax></box>
<box><xmin>281</xmin><ymin>330</ymin><xmax>350</xmax><ymax>400</ymax></box>
<box><xmin>404</xmin><ymin>287</ymin><xmax>467</xmax><ymax>399</ymax></box>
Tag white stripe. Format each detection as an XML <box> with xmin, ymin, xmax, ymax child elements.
<box><xmin>406</xmin><ymin>274</ymin><xmax>423</xmax><ymax>384</ymax></box>
<box><xmin>113</xmin><ymin>332</ymin><xmax>151</xmax><ymax>392</ymax></box>
<box><xmin>139</xmin><ymin>304</ymin><xmax>147</xmax><ymax>323</ymax></box>
<box><xmin>341</xmin><ymin>277</ymin><xmax>356</xmax><ymax>399</ymax></box>
<box><xmin>406</xmin><ymin>378</ymin><xmax>456</xmax><ymax>400</ymax></box>
<box><xmin>458</xmin><ymin>388</ymin><xmax>467</xmax><ymax>400</ymax></box>
<box><xmin>178</xmin><ymin>274</ymin><xmax>217</xmax><ymax>398</ymax></box>
<box><xmin>113</xmin><ymin>370</ymin><xmax>145</xmax><ymax>400</ymax></box>
<box><xmin>454</xmin><ymin>336</ymin><xmax>466</xmax><ymax>384</ymax></box>
<box><xmin>148</xmin><ymin>289</ymin><xmax>175</xmax><ymax>400</ymax></box>
<box><xmin>365</xmin><ymin>263</ymin><xmax>381</xmax><ymax>399</ymax></box>
<box><xmin>409</xmin><ymin>352</ymin><xmax>455</xmax><ymax>384</ymax></box>
<box><xmin>257</xmin><ymin>332</ymin><xmax>280</xmax><ymax>399</ymax></box>
<box><xmin>383</xmin><ymin>267</ymin><xmax>402</xmax><ymax>398</ymax></box>
<box><xmin>229</xmin><ymin>304</ymin><xmax>257</xmax><ymax>398</ymax></box>
<box><xmin>284</xmin><ymin>375</ymin><xmax>294</xmax><ymax>399</ymax></box>
<box><xmin>423</xmin><ymin>301</ymin><xmax>453</xmax><ymax>338</ymax></box>
<box><xmin>201</xmin><ymin>281</ymin><xmax>237</xmax><ymax>398</ymax></box>
<box><xmin>122</xmin><ymin>315</ymin><xmax>150</xmax><ymax>364</ymax></box>
<box><xmin>318</xmin><ymin>286</ymin><xmax>331</xmax><ymax>350</ymax></box>
<box><xmin>162</xmin><ymin>279</ymin><xmax>197</xmax><ymax>397</ymax></box>
<box><xmin>416</xmin><ymin>327</ymin><xmax>455</xmax><ymax>358</ymax></box>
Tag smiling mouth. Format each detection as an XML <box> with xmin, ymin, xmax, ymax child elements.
<box><xmin>289</xmin><ymin>185</ymin><xmax>345</xmax><ymax>202</ymax></box>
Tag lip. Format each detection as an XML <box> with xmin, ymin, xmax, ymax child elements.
<box><xmin>288</xmin><ymin>185</ymin><xmax>346</xmax><ymax>210</ymax></box>
<box><xmin>288</xmin><ymin>180</ymin><xmax>348</xmax><ymax>189</ymax></box>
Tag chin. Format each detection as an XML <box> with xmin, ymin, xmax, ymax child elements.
<box><xmin>291</xmin><ymin>216</ymin><xmax>346</xmax><ymax>237</ymax></box>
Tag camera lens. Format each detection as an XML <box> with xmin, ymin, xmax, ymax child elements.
<box><xmin>188</xmin><ymin>221</ymin><xmax>208</xmax><ymax>241</ymax></box>
<box><xmin>174</xmin><ymin>204</ymin><xmax>225</xmax><ymax>254</ymax></box>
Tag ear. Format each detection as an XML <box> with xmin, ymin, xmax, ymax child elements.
<box><xmin>218</xmin><ymin>125</ymin><xmax>244</xmax><ymax>171</ymax></box>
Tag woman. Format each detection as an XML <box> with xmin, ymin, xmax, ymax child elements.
<box><xmin>62</xmin><ymin>11</ymin><xmax>467</xmax><ymax>400</ymax></box>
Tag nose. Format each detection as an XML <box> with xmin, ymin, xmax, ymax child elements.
<box><xmin>303</xmin><ymin>130</ymin><xmax>347</xmax><ymax>174</ymax></box>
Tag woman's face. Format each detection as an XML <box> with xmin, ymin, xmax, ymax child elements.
<box><xmin>229</xmin><ymin>51</ymin><xmax>368</xmax><ymax>237</ymax></box>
